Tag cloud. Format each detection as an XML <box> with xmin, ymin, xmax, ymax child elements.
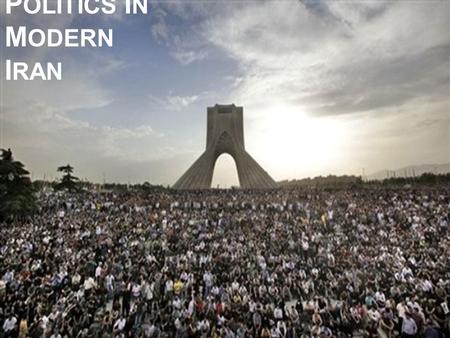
<box><xmin>150</xmin><ymin>4</ymin><xmax>210</xmax><ymax>64</ymax></box>
<box><xmin>148</xmin><ymin>93</ymin><xmax>199</xmax><ymax>111</ymax></box>
<box><xmin>166</xmin><ymin>95</ymin><xmax>199</xmax><ymax>109</ymax></box>
<box><xmin>152</xmin><ymin>21</ymin><xmax>169</xmax><ymax>42</ymax></box>
<box><xmin>2</xmin><ymin>100</ymin><xmax>194</xmax><ymax>184</ymax></box>
<box><xmin>2</xmin><ymin>99</ymin><xmax>170</xmax><ymax>181</ymax></box>
<box><xmin>298</xmin><ymin>44</ymin><xmax>449</xmax><ymax>116</ymax></box>
<box><xmin>151</xmin><ymin>8</ymin><xmax>169</xmax><ymax>42</ymax></box>
<box><xmin>170</xmin><ymin>49</ymin><xmax>207</xmax><ymax>65</ymax></box>
<box><xmin>198</xmin><ymin>1</ymin><xmax>449</xmax><ymax>118</ymax></box>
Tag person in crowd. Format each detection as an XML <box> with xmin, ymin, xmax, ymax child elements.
<box><xmin>3</xmin><ymin>314</ymin><xmax>17</xmax><ymax>337</ymax></box>
<box><xmin>402</xmin><ymin>310</ymin><xmax>418</xmax><ymax>338</ymax></box>
<box><xmin>0</xmin><ymin>186</ymin><xmax>449</xmax><ymax>337</ymax></box>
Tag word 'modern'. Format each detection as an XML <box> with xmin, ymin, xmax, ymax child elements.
<box><xmin>4</xmin><ymin>0</ymin><xmax>148</xmax><ymax>81</ymax></box>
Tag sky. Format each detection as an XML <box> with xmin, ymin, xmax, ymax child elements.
<box><xmin>1</xmin><ymin>0</ymin><xmax>449</xmax><ymax>187</ymax></box>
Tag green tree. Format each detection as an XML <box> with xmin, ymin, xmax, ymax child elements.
<box><xmin>55</xmin><ymin>164</ymin><xmax>80</xmax><ymax>191</ymax></box>
<box><xmin>0</xmin><ymin>148</ymin><xmax>36</xmax><ymax>220</ymax></box>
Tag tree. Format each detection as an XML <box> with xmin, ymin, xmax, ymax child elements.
<box><xmin>0</xmin><ymin>148</ymin><xmax>36</xmax><ymax>221</ymax></box>
<box><xmin>55</xmin><ymin>164</ymin><xmax>80</xmax><ymax>191</ymax></box>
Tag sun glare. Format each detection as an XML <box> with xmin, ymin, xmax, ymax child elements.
<box><xmin>249</xmin><ymin>105</ymin><xmax>349</xmax><ymax>179</ymax></box>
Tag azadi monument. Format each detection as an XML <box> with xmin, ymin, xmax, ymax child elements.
<box><xmin>173</xmin><ymin>104</ymin><xmax>278</xmax><ymax>190</ymax></box>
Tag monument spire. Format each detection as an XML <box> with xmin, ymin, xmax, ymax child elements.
<box><xmin>173</xmin><ymin>104</ymin><xmax>278</xmax><ymax>190</ymax></box>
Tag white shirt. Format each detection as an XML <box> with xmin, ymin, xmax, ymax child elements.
<box><xmin>72</xmin><ymin>273</ymin><xmax>81</xmax><ymax>285</ymax></box>
<box><xmin>271</xmin><ymin>327</ymin><xmax>281</xmax><ymax>338</ymax></box>
<box><xmin>402</xmin><ymin>317</ymin><xmax>417</xmax><ymax>335</ymax></box>
<box><xmin>3</xmin><ymin>271</ymin><xmax>13</xmax><ymax>283</ymax></box>
<box><xmin>188</xmin><ymin>299</ymin><xmax>195</xmax><ymax>316</ymax></box>
<box><xmin>422</xmin><ymin>280</ymin><xmax>433</xmax><ymax>292</ymax></box>
<box><xmin>0</xmin><ymin>280</ymin><xmax>6</xmax><ymax>292</ymax></box>
<box><xmin>368</xmin><ymin>309</ymin><xmax>381</xmax><ymax>322</ymax></box>
<box><xmin>203</xmin><ymin>272</ymin><xmax>213</xmax><ymax>286</ymax></box>
<box><xmin>114</xmin><ymin>318</ymin><xmax>126</xmax><ymax>331</ymax></box>
<box><xmin>3</xmin><ymin>317</ymin><xmax>17</xmax><ymax>332</ymax></box>
<box><xmin>173</xmin><ymin>298</ymin><xmax>182</xmax><ymax>309</ymax></box>
<box><xmin>274</xmin><ymin>307</ymin><xmax>283</xmax><ymax>319</ymax></box>
<box><xmin>397</xmin><ymin>303</ymin><xmax>406</xmax><ymax>319</ymax></box>
<box><xmin>84</xmin><ymin>277</ymin><xmax>97</xmax><ymax>290</ymax></box>
<box><xmin>95</xmin><ymin>266</ymin><xmax>102</xmax><ymax>278</ymax></box>
<box><xmin>165</xmin><ymin>280</ymin><xmax>173</xmax><ymax>292</ymax></box>
<box><xmin>375</xmin><ymin>291</ymin><xmax>386</xmax><ymax>303</ymax></box>
<box><xmin>106</xmin><ymin>274</ymin><xmax>114</xmax><ymax>286</ymax></box>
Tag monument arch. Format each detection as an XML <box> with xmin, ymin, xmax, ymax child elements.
<box><xmin>173</xmin><ymin>104</ymin><xmax>278</xmax><ymax>190</ymax></box>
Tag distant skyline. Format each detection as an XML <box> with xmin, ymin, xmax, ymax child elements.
<box><xmin>1</xmin><ymin>1</ymin><xmax>449</xmax><ymax>187</ymax></box>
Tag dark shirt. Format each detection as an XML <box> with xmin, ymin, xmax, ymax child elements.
<box><xmin>424</xmin><ymin>326</ymin><xmax>440</xmax><ymax>338</ymax></box>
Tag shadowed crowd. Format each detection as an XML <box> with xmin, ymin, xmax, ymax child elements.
<box><xmin>1</xmin><ymin>187</ymin><xmax>449</xmax><ymax>338</ymax></box>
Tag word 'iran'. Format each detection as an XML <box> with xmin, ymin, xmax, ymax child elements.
<box><xmin>5</xmin><ymin>27</ymin><xmax>112</xmax><ymax>80</ymax></box>
<box><xmin>6</xmin><ymin>60</ymin><xmax>61</xmax><ymax>81</ymax></box>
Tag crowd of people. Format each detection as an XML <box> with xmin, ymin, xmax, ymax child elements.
<box><xmin>1</xmin><ymin>186</ymin><xmax>449</xmax><ymax>338</ymax></box>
